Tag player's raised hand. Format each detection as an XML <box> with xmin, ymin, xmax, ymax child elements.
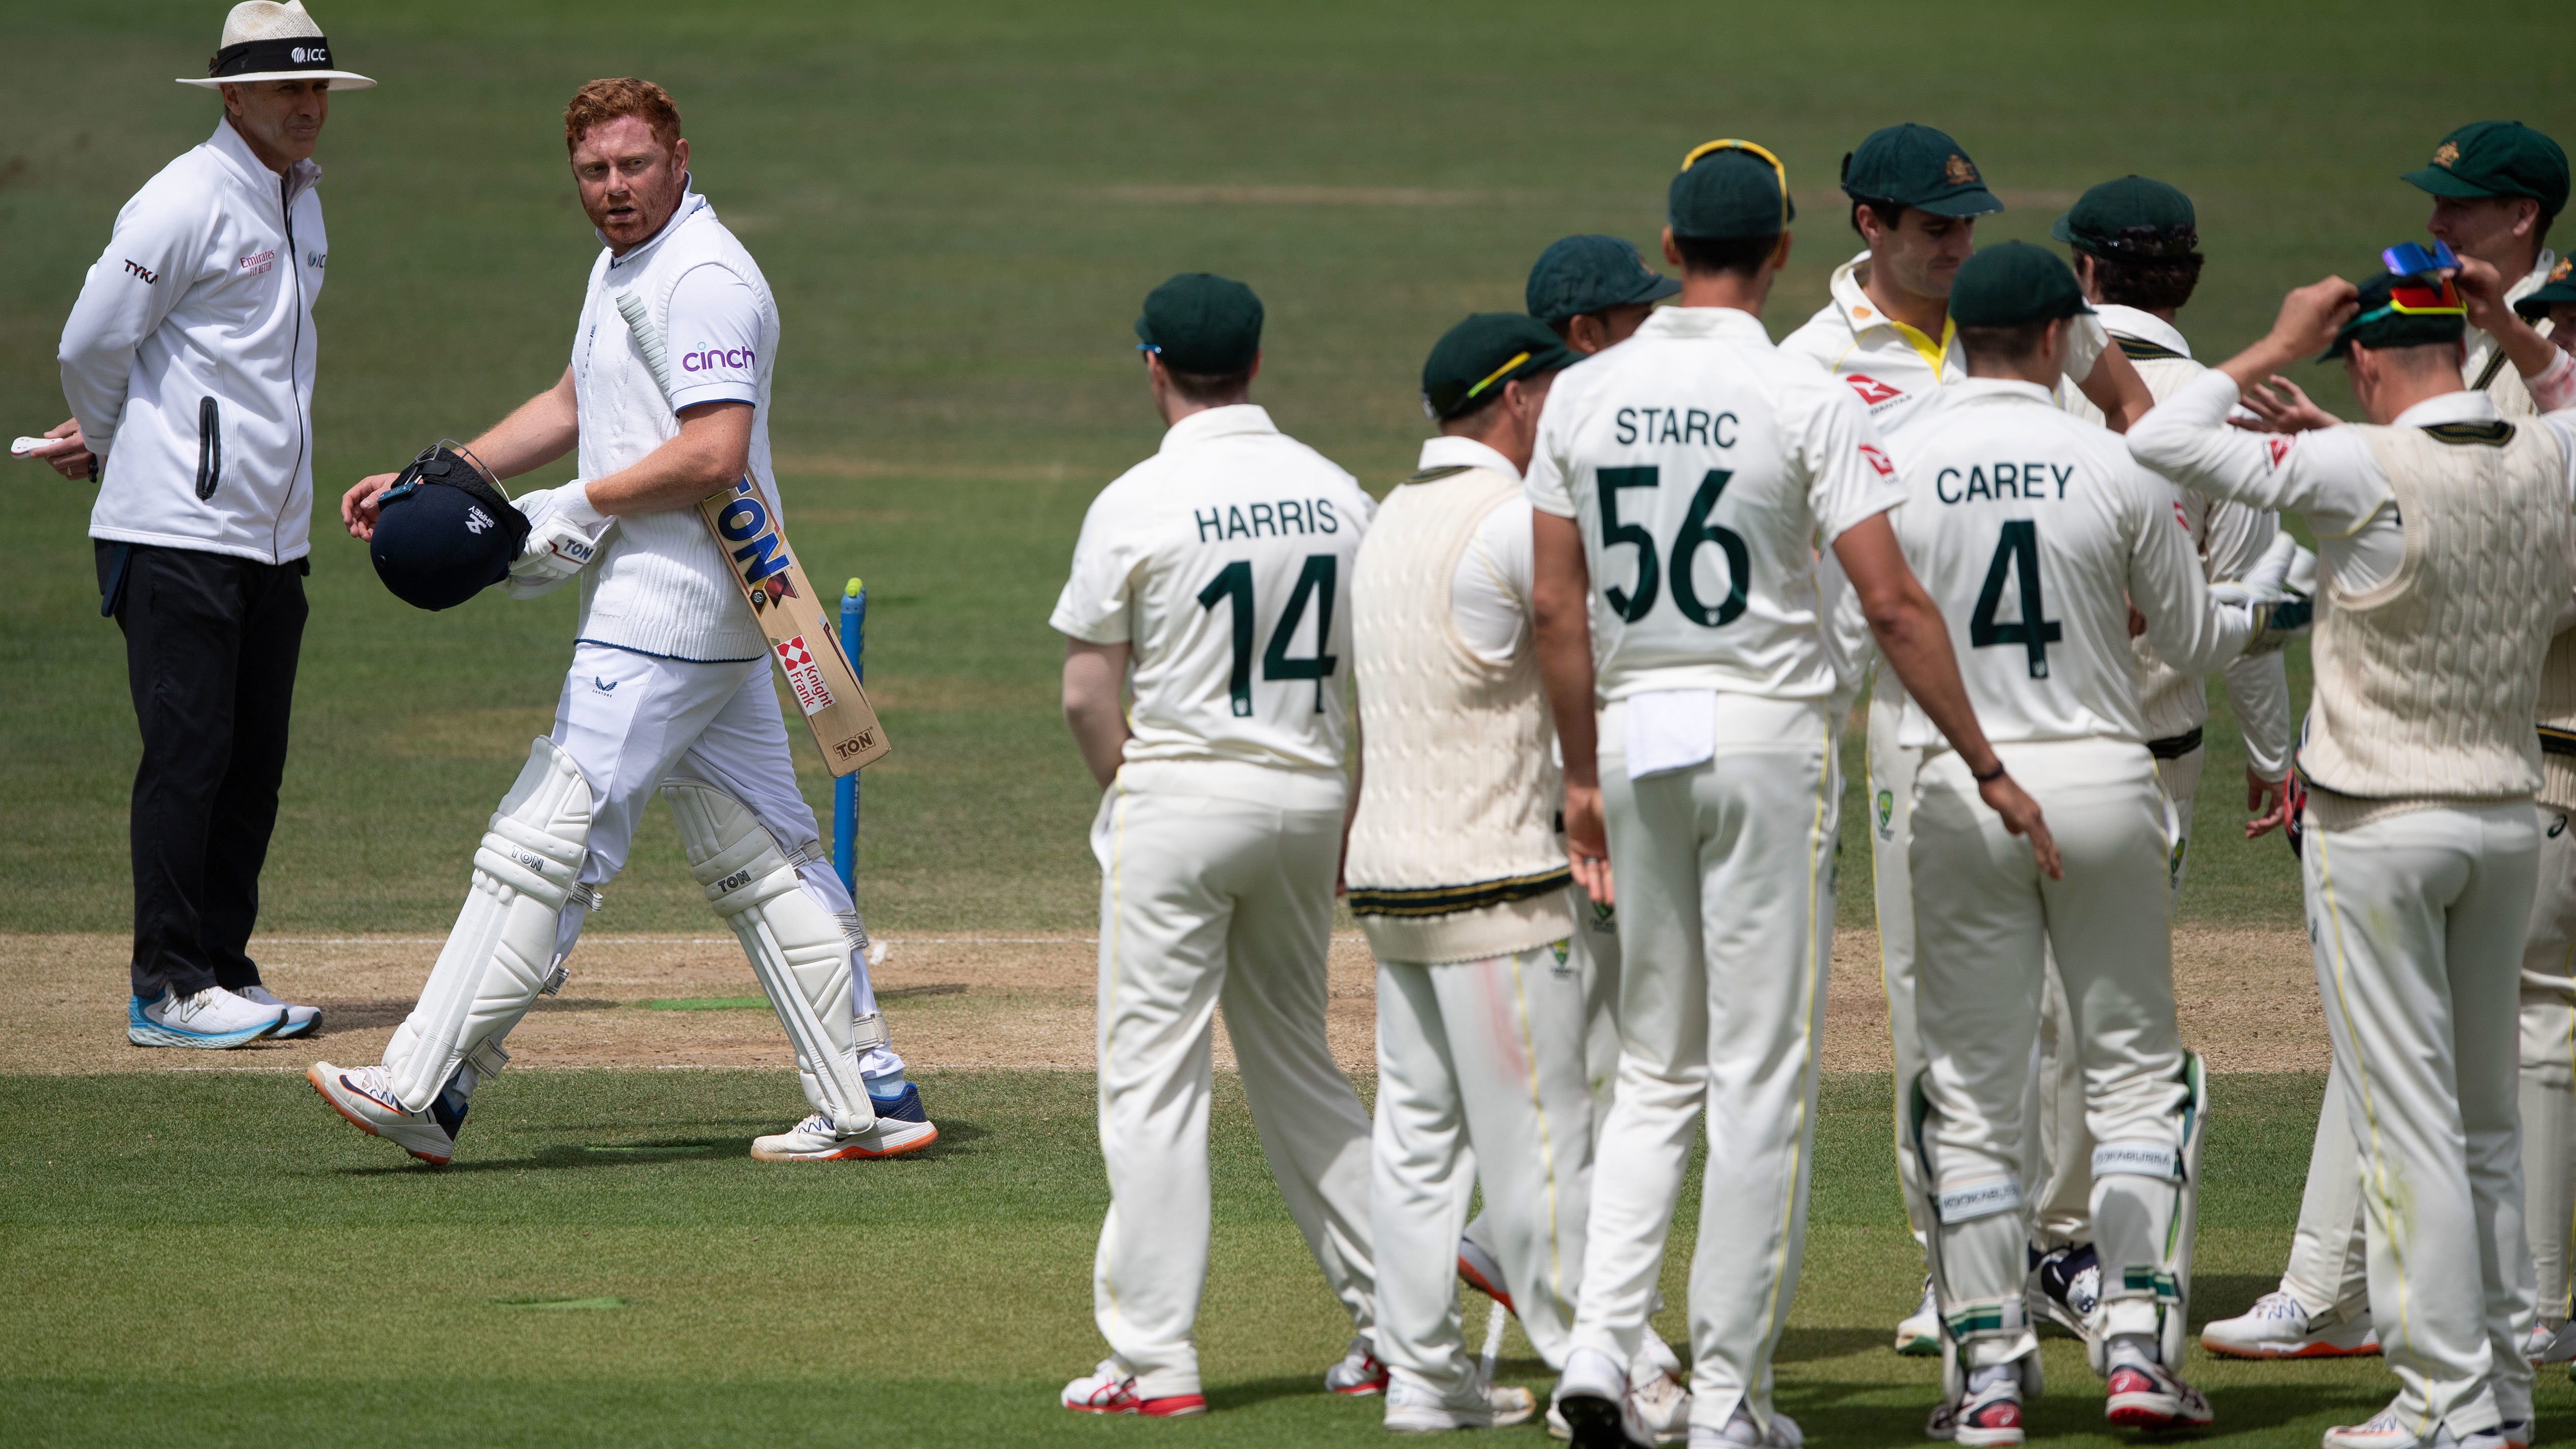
<box><xmin>342</xmin><ymin>472</ymin><xmax>400</xmax><ymax>540</ymax></box>
<box><xmin>1979</xmin><ymin>772</ymin><xmax>2062</xmax><ymax>880</ymax></box>
<box><xmin>2267</xmin><ymin>276</ymin><xmax>2362</xmax><ymax>361</ymax></box>
<box><xmin>2233</xmin><ymin>375</ymin><xmax>2339</xmax><ymax>434</ymax></box>
<box><xmin>1562</xmin><ymin>781</ymin><xmax>1613</xmax><ymax>906</ymax></box>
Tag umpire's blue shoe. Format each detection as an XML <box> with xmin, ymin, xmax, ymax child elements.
<box><xmin>128</xmin><ymin>987</ymin><xmax>286</xmax><ymax>1049</ymax></box>
<box><xmin>869</xmin><ymin>1082</ymin><xmax>927</xmax><ymax>1123</ymax></box>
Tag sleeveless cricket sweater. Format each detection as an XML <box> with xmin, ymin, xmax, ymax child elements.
<box><xmin>2299</xmin><ymin>419</ymin><xmax>2570</xmax><ymax>830</ymax></box>
<box><xmin>1344</xmin><ymin>464</ymin><xmax>1574</xmax><ymax>964</ymax></box>
<box><xmin>570</xmin><ymin>195</ymin><xmax>781</xmax><ymax>663</ymax></box>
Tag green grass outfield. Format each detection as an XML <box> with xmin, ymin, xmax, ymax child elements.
<box><xmin>6</xmin><ymin>1068</ymin><xmax>2566</xmax><ymax>1447</ymax></box>
<box><xmin>4</xmin><ymin>0</ymin><xmax>2569</xmax><ymax>936</ymax></box>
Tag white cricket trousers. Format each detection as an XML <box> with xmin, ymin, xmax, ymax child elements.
<box><xmin>2282</xmin><ymin>811</ymin><xmax>2576</xmax><ymax>1340</ymax></box>
<box><xmin>447</xmin><ymin>641</ymin><xmax>902</xmax><ymax>1099</ymax></box>
<box><xmin>1374</xmin><ymin>938</ymin><xmax>1592</xmax><ymax>1395</ymax></box>
<box><xmin>1911</xmin><ymin>740</ymin><xmax>2190</xmax><ymax>1366</ymax></box>
<box><xmin>2030</xmin><ymin>744</ymin><xmax>2200</xmax><ymax>1250</ymax></box>
<box><xmin>1572</xmin><ymin>697</ymin><xmax>1836</xmax><ymax>1435</ymax></box>
<box><xmin>1867</xmin><ymin>687</ymin><xmax>1934</xmax><ymax>1246</ymax></box>
<box><xmin>1088</xmin><ymin>758</ymin><xmax>1376</xmax><ymax>1400</ymax></box>
<box><xmin>2298</xmin><ymin>801</ymin><xmax>2539</xmax><ymax>1435</ymax></box>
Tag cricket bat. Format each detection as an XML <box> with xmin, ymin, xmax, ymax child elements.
<box><xmin>615</xmin><ymin>291</ymin><xmax>889</xmax><ymax>777</ymax></box>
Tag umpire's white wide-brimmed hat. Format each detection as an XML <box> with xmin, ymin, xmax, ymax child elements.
<box><xmin>177</xmin><ymin>2</ymin><xmax>374</xmax><ymax>90</ymax></box>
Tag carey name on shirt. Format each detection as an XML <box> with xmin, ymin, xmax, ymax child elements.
<box><xmin>1192</xmin><ymin>498</ymin><xmax>1345</xmax><ymax>543</ymax></box>
<box><xmin>1934</xmin><ymin>460</ymin><xmax>2077</xmax><ymax>504</ymax></box>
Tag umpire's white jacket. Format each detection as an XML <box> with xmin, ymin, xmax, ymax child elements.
<box><xmin>59</xmin><ymin>118</ymin><xmax>327</xmax><ymax>565</ymax></box>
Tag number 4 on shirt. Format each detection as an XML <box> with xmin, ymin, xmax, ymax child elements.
<box><xmin>1971</xmin><ymin>520</ymin><xmax>2061</xmax><ymax>679</ymax></box>
<box><xmin>1197</xmin><ymin>555</ymin><xmax>1339</xmax><ymax>716</ymax></box>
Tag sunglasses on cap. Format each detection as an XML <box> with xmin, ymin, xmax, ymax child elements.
<box><xmin>1680</xmin><ymin>138</ymin><xmax>1791</xmax><ymax>232</ymax></box>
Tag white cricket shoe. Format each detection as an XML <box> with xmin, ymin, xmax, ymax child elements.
<box><xmin>2323</xmin><ymin>1400</ymin><xmax>2511</xmax><ymax>1449</ymax></box>
<box><xmin>1629</xmin><ymin>1367</ymin><xmax>1691</xmax><ymax>1445</ymax></box>
<box><xmin>238</xmin><ymin>984</ymin><xmax>321</xmax><ymax>1039</ymax></box>
<box><xmin>1327</xmin><ymin>1336</ymin><xmax>1391</xmax><ymax>1396</ymax></box>
<box><xmin>307</xmin><ymin>1061</ymin><xmax>460</xmax><ymax>1165</ymax></box>
<box><xmin>1691</xmin><ymin>1402</ymin><xmax>1803</xmax><ymax>1448</ymax></box>
<box><xmin>2524</xmin><ymin>1318</ymin><xmax>2576</xmax><ymax>1364</ymax></box>
<box><xmin>1384</xmin><ymin>1376</ymin><xmax>1536</xmax><ymax>1432</ymax></box>
<box><xmin>1552</xmin><ymin>1347</ymin><xmax>1652</xmax><ymax>1448</ymax></box>
<box><xmin>1896</xmin><ymin>1275</ymin><xmax>1941</xmax><ymax>1356</ymax></box>
<box><xmin>1060</xmin><ymin>1358</ymin><xmax>1207</xmax><ymax>1417</ymax></box>
<box><xmin>751</xmin><ymin>1111</ymin><xmax>938</xmax><ymax>1161</ymax></box>
<box><xmin>2201</xmin><ymin>1290</ymin><xmax>2380</xmax><ymax>1359</ymax></box>
<box><xmin>128</xmin><ymin>985</ymin><xmax>283</xmax><ymax>1049</ymax></box>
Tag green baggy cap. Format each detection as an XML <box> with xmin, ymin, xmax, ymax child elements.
<box><xmin>2051</xmin><ymin>176</ymin><xmax>2199</xmax><ymax>259</ymax></box>
<box><xmin>1842</xmin><ymin>123</ymin><xmax>2002</xmax><ymax>218</ymax></box>
<box><xmin>1422</xmin><ymin>313</ymin><xmax>1578</xmax><ymax>420</ymax></box>
<box><xmin>2402</xmin><ymin>121</ymin><xmax>2569</xmax><ymax>218</ymax></box>
<box><xmin>2323</xmin><ymin>272</ymin><xmax>2466</xmax><ymax>361</ymax></box>
<box><xmin>1133</xmin><ymin>273</ymin><xmax>1264</xmax><ymax>374</ymax></box>
<box><xmin>1669</xmin><ymin>138</ymin><xmax>1797</xmax><ymax>240</ymax></box>
<box><xmin>1525</xmin><ymin>235</ymin><xmax>1680</xmax><ymax>324</ymax></box>
<box><xmin>2515</xmin><ymin>255</ymin><xmax>2576</xmax><ymax>321</ymax></box>
<box><xmin>1948</xmin><ymin>241</ymin><xmax>2094</xmax><ymax>328</ymax></box>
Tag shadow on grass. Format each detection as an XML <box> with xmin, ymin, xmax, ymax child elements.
<box><xmin>2194</xmin><ymin>1272</ymin><xmax>2287</xmax><ymax>1323</ymax></box>
<box><xmin>336</xmin><ymin>1118</ymin><xmax>984</xmax><ymax>1174</ymax></box>
<box><xmin>1782</xmin><ymin>1375</ymin><xmax>2390</xmax><ymax>1447</ymax></box>
<box><xmin>1777</xmin><ymin>1326</ymin><xmax>1898</xmax><ymax>1363</ymax></box>
<box><xmin>1205</xmin><ymin>1374</ymin><xmax>1335</xmax><ymax>1413</ymax></box>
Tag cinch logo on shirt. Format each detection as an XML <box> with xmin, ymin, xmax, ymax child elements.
<box><xmin>239</xmin><ymin>250</ymin><xmax>275</xmax><ymax>276</ymax></box>
<box><xmin>1193</xmin><ymin>498</ymin><xmax>1341</xmax><ymax>542</ymax></box>
<box><xmin>682</xmin><ymin>346</ymin><xmax>756</xmax><ymax>372</ymax></box>
<box><xmin>1844</xmin><ymin>374</ymin><xmax>1903</xmax><ymax>408</ymax></box>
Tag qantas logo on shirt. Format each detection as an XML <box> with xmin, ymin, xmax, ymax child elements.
<box><xmin>1844</xmin><ymin>374</ymin><xmax>1904</xmax><ymax>408</ymax></box>
<box><xmin>2264</xmin><ymin>437</ymin><xmax>2294</xmax><ymax>468</ymax></box>
<box><xmin>1858</xmin><ymin>443</ymin><xmax>1895</xmax><ymax>478</ymax></box>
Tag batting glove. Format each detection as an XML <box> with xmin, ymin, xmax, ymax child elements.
<box><xmin>506</xmin><ymin>482</ymin><xmax>613</xmax><ymax>598</ymax></box>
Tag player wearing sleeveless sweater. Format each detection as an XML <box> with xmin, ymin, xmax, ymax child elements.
<box><xmin>2018</xmin><ymin>178</ymin><xmax>2297</xmax><ymax>1339</ymax></box>
<box><xmin>1895</xmin><ymin>243</ymin><xmax>2286</xmax><ymax>1444</ymax></box>
<box><xmin>312</xmin><ymin>80</ymin><xmax>925</xmax><ymax>1167</ymax></box>
<box><xmin>1532</xmin><ymin>141</ymin><xmax>2056</xmax><ymax>1449</ymax></box>
<box><xmin>1054</xmin><ymin>274</ymin><xmax>1383</xmax><ymax>1420</ymax></box>
<box><xmin>2131</xmin><ymin>257</ymin><xmax>2576</xmax><ymax>1449</ymax></box>
<box><xmin>1777</xmin><ymin>126</ymin><xmax>2157</xmax><ymax>1356</ymax></box>
<box><xmin>2201</xmin><ymin>130</ymin><xmax>2576</xmax><ymax>1371</ymax></box>
<box><xmin>1344</xmin><ymin>315</ymin><xmax>1579</xmax><ymax>1434</ymax></box>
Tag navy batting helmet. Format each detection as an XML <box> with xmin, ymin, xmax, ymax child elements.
<box><xmin>368</xmin><ymin>443</ymin><xmax>529</xmax><ymax>611</ymax></box>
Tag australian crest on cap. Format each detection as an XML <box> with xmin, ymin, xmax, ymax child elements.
<box><xmin>2434</xmin><ymin>140</ymin><xmax>2461</xmax><ymax>168</ymax></box>
<box><xmin>1945</xmin><ymin>153</ymin><xmax>1979</xmax><ymax>186</ymax></box>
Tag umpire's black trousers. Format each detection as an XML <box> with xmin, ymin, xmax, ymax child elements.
<box><xmin>98</xmin><ymin>542</ymin><xmax>308</xmax><ymax>1001</ymax></box>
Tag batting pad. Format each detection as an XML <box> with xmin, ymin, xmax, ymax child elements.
<box><xmin>665</xmin><ymin>779</ymin><xmax>877</xmax><ymax>1135</ymax></box>
<box><xmin>382</xmin><ymin>737</ymin><xmax>595</xmax><ymax>1112</ymax></box>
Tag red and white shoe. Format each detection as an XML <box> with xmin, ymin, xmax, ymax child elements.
<box><xmin>750</xmin><ymin>1112</ymin><xmax>938</xmax><ymax>1161</ymax></box>
<box><xmin>1931</xmin><ymin>1376</ymin><xmax>2025</xmax><ymax>1448</ymax></box>
<box><xmin>1061</xmin><ymin>1360</ymin><xmax>1206</xmax><ymax>1417</ymax></box>
<box><xmin>308</xmin><ymin>1061</ymin><xmax>459</xmax><ymax>1166</ymax></box>
<box><xmin>2106</xmin><ymin>1359</ymin><xmax>2214</xmax><ymax>1431</ymax></box>
<box><xmin>1326</xmin><ymin>1336</ymin><xmax>1390</xmax><ymax>1396</ymax></box>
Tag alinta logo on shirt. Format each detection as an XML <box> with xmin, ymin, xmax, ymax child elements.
<box><xmin>681</xmin><ymin>345</ymin><xmax>757</xmax><ymax>373</ymax></box>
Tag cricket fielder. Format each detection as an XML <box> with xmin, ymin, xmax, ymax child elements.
<box><xmin>1346</xmin><ymin>312</ymin><xmax>1581</xmax><ymax>1434</ymax></box>
<box><xmin>1054</xmin><ymin>273</ymin><xmax>1382</xmax><ymax>1419</ymax></box>
<box><xmin>2131</xmin><ymin>259</ymin><xmax>2576</xmax><ymax>1449</ymax></box>
<box><xmin>1532</xmin><ymin>140</ymin><xmax>2055</xmax><ymax>1449</ymax></box>
<box><xmin>36</xmin><ymin>1</ymin><xmax>377</xmax><ymax>1050</ymax></box>
<box><xmin>310</xmin><ymin>78</ymin><xmax>927</xmax><ymax>1166</ymax></box>
<box><xmin>2025</xmin><ymin>176</ymin><xmax>2295</xmax><ymax>1336</ymax></box>
<box><xmin>1777</xmin><ymin>123</ymin><xmax>2155</xmax><ymax>1355</ymax></box>
<box><xmin>2207</xmin><ymin>125</ymin><xmax>2576</xmax><ymax>1367</ymax></box>
<box><xmin>1895</xmin><ymin>242</ymin><xmax>2282</xmax><ymax>1443</ymax></box>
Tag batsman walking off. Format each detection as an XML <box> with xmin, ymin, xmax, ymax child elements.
<box><xmin>1054</xmin><ymin>274</ymin><xmax>1382</xmax><ymax>1418</ymax></box>
<box><xmin>310</xmin><ymin>78</ymin><xmax>927</xmax><ymax>1167</ymax></box>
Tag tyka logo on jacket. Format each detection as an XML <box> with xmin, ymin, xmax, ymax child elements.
<box><xmin>123</xmin><ymin>259</ymin><xmax>159</xmax><ymax>284</ymax></box>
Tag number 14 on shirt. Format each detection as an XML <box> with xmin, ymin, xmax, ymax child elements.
<box><xmin>1197</xmin><ymin>555</ymin><xmax>1339</xmax><ymax>716</ymax></box>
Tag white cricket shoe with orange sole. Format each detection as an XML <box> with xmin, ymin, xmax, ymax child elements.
<box><xmin>308</xmin><ymin>1061</ymin><xmax>461</xmax><ymax>1165</ymax></box>
<box><xmin>751</xmin><ymin>1112</ymin><xmax>938</xmax><ymax>1161</ymax></box>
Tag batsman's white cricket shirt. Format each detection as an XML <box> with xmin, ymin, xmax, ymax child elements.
<box><xmin>1525</xmin><ymin>305</ymin><xmax>1905</xmax><ymax>711</ymax></box>
<box><xmin>1890</xmin><ymin>378</ymin><xmax>2249</xmax><ymax>751</ymax></box>
<box><xmin>1051</xmin><ymin>405</ymin><xmax>1377</xmax><ymax>773</ymax></box>
<box><xmin>1778</xmin><ymin>250</ymin><xmax>1961</xmax><ymax>449</ymax></box>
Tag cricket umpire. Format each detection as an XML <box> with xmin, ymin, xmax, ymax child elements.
<box><xmin>31</xmin><ymin>2</ymin><xmax>371</xmax><ymax>1049</ymax></box>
